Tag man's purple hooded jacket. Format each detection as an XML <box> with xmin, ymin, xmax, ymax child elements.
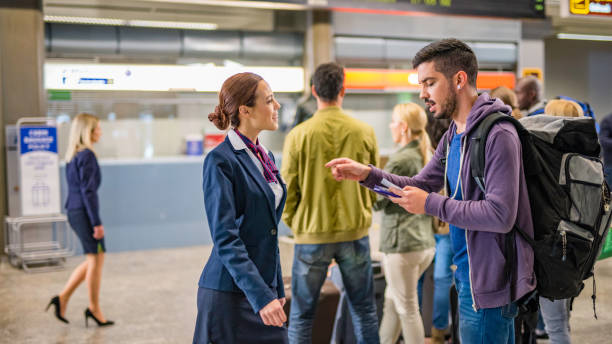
<box><xmin>363</xmin><ymin>93</ymin><xmax>536</xmax><ymax>309</ymax></box>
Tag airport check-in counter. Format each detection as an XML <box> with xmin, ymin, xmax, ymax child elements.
<box><xmin>59</xmin><ymin>155</ymin><xmax>294</xmax><ymax>255</ymax></box>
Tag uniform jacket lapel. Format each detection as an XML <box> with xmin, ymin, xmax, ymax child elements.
<box><xmin>226</xmin><ymin>134</ymin><xmax>276</xmax><ymax>220</ymax></box>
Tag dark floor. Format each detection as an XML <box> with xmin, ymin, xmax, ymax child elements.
<box><xmin>1</xmin><ymin>244</ymin><xmax>612</xmax><ymax>343</ymax></box>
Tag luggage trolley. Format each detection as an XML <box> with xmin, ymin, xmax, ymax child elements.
<box><xmin>4</xmin><ymin>117</ymin><xmax>74</xmax><ymax>272</ymax></box>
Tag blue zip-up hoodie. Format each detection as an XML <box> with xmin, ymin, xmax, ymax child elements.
<box><xmin>363</xmin><ymin>93</ymin><xmax>536</xmax><ymax>309</ymax></box>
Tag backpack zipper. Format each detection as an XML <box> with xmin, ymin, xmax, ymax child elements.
<box><xmin>560</xmin><ymin>229</ymin><xmax>567</xmax><ymax>262</ymax></box>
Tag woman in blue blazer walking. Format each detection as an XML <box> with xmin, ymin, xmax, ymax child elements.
<box><xmin>193</xmin><ymin>72</ymin><xmax>288</xmax><ymax>343</ymax></box>
<box><xmin>47</xmin><ymin>113</ymin><xmax>113</xmax><ymax>327</ymax></box>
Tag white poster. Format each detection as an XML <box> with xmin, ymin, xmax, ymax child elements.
<box><xmin>19</xmin><ymin>126</ymin><xmax>61</xmax><ymax>216</ymax></box>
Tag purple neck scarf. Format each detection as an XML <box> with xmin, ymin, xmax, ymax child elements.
<box><xmin>234</xmin><ymin>129</ymin><xmax>278</xmax><ymax>183</ymax></box>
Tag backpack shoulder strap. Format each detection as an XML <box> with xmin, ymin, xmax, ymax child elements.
<box><xmin>469</xmin><ymin>112</ymin><xmax>526</xmax><ymax>193</ymax></box>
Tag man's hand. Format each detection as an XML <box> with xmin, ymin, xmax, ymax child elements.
<box><xmin>93</xmin><ymin>225</ymin><xmax>105</xmax><ymax>239</ymax></box>
<box><xmin>325</xmin><ymin>158</ymin><xmax>371</xmax><ymax>182</ymax></box>
<box><xmin>259</xmin><ymin>299</ymin><xmax>287</xmax><ymax>327</ymax></box>
<box><xmin>388</xmin><ymin>186</ymin><xmax>429</xmax><ymax>214</ymax></box>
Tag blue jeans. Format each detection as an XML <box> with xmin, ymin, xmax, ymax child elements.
<box><xmin>433</xmin><ymin>234</ymin><xmax>453</xmax><ymax>330</ymax></box>
<box><xmin>288</xmin><ymin>236</ymin><xmax>379</xmax><ymax>344</ymax></box>
<box><xmin>456</xmin><ymin>280</ymin><xmax>517</xmax><ymax>344</ymax></box>
<box><xmin>539</xmin><ymin>298</ymin><xmax>571</xmax><ymax>344</ymax></box>
<box><xmin>605</xmin><ymin>165</ymin><xmax>612</xmax><ymax>190</ymax></box>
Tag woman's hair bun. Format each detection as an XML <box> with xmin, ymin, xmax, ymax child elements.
<box><xmin>208</xmin><ymin>105</ymin><xmax>229</xmax><ymax>130</ymax></box>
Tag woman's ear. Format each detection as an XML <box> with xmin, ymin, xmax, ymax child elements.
<box><xmin>238</xmin><ymin>105</ymin><xmax>250</xmax><ymax>118</ymax></box>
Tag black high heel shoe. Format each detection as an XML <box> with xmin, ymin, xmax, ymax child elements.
<box><xmin>84</xmin><ymin>308</ymin><xmax>114</xmax><ymax>328</ymax></box>
<box><xmin>45</xmin><ymin>295</ymin><xmax>69</xmax><ymax>324</ymax></box>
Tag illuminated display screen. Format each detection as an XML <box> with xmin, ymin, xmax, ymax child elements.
<box><xmin>44</xmin><ymin>64</ymin><xmax>304</xmax><ymax>92</ymax></box>
<box><xmin>569</xmin><ymin>0</ymin><xmax>612</xmax><ymax>16</ymax></box>
<box><xmin>328</xmin><ymin>0</ymin><xmax>545</xmax><ymax>19</ymax></box>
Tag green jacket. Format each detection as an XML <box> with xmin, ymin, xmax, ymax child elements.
<box><xmin>281</xmin><ymin>106</ymin><xmax>379</xmax><ymax>244</ymax></box>
<box><xmin>373</xmin><ymin>141</ymin><xmax>435</xmax><ymax>253</ymax></box>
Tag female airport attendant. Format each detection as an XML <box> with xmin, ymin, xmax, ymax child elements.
<box><xmin>48</xmin><ymin>113</ymin><xmax>113</xmax><ymax>327</ymax></box>
<box><xmin>193</xmin><ymin>72</ymin><xmax>288</xmax><ymax>344</ymax></box>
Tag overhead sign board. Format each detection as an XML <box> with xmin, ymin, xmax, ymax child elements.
<box><xmin>327</xmin><ymin>0</ymin><xmax>545</xmax><ymax>19</ymax></box>
<box><xmin>45</xmin><ymin>64</ymin><xmax>304</xmax><ymax>93</ymax></box>
<box><xmin>563</xmin><ymin>0</ymin><xmax>612</xmax><ymax>17</ymax></box>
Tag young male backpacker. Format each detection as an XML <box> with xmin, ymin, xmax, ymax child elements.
<box><xmin>471</xmin><ymin>113</ymin><xmax>612</xmax><ymax>301</ymax></box>
<box><xmin>469</xmin><ymin>112</ymin><xmax>612</xmax><ymax>344</ymax></box>
<box><xmin>327</xmin><ymin>38</ymin><xmax>535</xmax><ymax>344</ymax></box>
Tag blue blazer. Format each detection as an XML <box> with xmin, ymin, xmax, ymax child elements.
<box><xmin>198</xmin><ymin>134</ymin><xmax>287</xmax><ymax>314</ymax></box>
<box><xmin>65</xmin><ymin>148</ymin><xmax>102</xmax><ymax>226</ymax></box>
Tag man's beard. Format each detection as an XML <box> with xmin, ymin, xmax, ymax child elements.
<box><xmin>433</xmin><ymin>86</ymin><xmax>458</xmax><ymax>120</ymax></box>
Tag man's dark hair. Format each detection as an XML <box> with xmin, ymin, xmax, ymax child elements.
<box><xmin>413</xmin><ymin>39</ymin><xmax>478</xmax><ymax>87</ymax></box>
<box><xmin>312</xmin><ymin>62</ymin><xmax>344</xmax><ymax>102</ymax></box>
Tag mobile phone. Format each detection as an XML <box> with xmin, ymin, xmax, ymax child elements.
<box><xmin>373</xmin><ymin>185</ymin><xmax>400</xmax><ymax>198</ymax></box>
<box><xmin>381</xmin><ymin>178</ymin><xmax>401</xmax><ymax>191</ymax></box>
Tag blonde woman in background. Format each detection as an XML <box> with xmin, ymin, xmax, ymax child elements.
<box><xmin>490</xmin><ymin>86</ymin><xmax>523</xmax><ymax>119</ymax></box>
<box><xmin>46</xmin><ymin>113</ymin><xmax>114</xmax><ymax>327</ymax></box>
<box><xmin>545</xmin><ymin>99</ymin><xmax>584</xmax><ymax>118</ymax></box>
<box><xmin>376</xmin><ymin>103</ymin><xmax>436</xmax><ymax>344</ymax></box>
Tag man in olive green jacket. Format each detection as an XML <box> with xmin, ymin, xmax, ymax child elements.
<box><xmin>282</xmin><ymin>62</ymin><xmax>380</xmax><ymax>344</ymax></box>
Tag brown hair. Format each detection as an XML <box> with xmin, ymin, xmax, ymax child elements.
<box><xmin>491</xmin><ymin>86</ymin><xmax>518</xmax><ymax>109</ymax></box>
<box><xmin>490</xmin><ymin>86</ymin><xmax>523</xmax><ymax>119</ymax></box>
<box><xmin>208</xmin><ymin>72</ymin><xmax>263</xmax><ymax>130</ymax></box>
<box><xmin>545</xmin><ymin>99</ymin><xmax>584</xmax><ymax>118</ymax></box>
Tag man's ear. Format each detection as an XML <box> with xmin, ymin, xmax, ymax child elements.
<box><xmin>311</xmin><ymin>85</ymin><xmax>318</xmax><ymax>98</ymax></box>
<box><xmin>338</xmin><ymin>87</ymin><xmax>346</xmax><ymax>98</ymax></box>
<box><xmin>455</xmin><ymin>71</ymin><xmax>468</xmax><ymax>90</ymax></box>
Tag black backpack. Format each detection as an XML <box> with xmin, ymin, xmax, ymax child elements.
<box><xmin>467</xmin><ymin>113</ymin><xmax>612</xmax><ymax>311</ymax></box>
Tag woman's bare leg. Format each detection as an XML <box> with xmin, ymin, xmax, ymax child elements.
<box><xmin>85</xmin><ymin>252</ymin><xmax>107</xmax><ymax>322</ymax></box>
<box><xmin>58</xmin><ymin>260</ymin><xmax>88</xmax><ymax>316</ymax></box>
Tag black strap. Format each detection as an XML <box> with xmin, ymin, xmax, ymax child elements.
<box><xmin>469</xmin><ymin>112</ymin><xmax>535</xmax><ymax>193</ymax></box>
<box><xmin>592</xmin><ymin>274</ymin><xmax>598</xmax><ymax>319</ymax></box>
<box><xmin>468</xmin><ymin>112</ymin><xmax>536</xmax><ymax>305</ymax></box>
<box><xmin>505</xmin><ymin>226</ymin><xmax>516</xmax><ymax>304</ymax></box>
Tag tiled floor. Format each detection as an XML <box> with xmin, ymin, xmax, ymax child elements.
<box><xmin>1</xmin><ymin>245</ymin><xmax>612</xmax><ymax>343</ymax></box>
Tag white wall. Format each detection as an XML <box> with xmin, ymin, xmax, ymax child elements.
<box><xmin>545</xmin><ymin>38</ymin><xmax>612</xmax><ymax>121</ymax></box>
<box><xmin>518</xmin><ymin>39</ymin><xmax>545</xmax><ymax>81</ymax></box>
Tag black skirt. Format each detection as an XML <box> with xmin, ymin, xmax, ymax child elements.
<box><xmin>67</xmin><ymin>209</ymin><xmax>106</xmax><ymax>254</ymax></box>
<box><xmin>193</xmin><ymin>287</ymin><xmax>288</xmax><ymax>344</ymax></box>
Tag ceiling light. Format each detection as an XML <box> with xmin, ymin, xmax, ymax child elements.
<box><xmin>44</xmin><ymin>15</ymin><xmax>218</xmax><ymax>31</ymax></box>
<box><xmin>147</xmin><ymin>0</ymin><xmax>308</xmax><ymax>10</ymax></box>
<box><xmin>408</xmin><ymin>73</ymin><xmax>419</xmax><ymax>86</ymax></box>
<box><xmin>557</xmin><ymin>33</ymin><xmax>612</xmax><ymax>42</ymax></box>
<box><xmin>127</xmin><ymin>20</ymin><xmax>217</xmax><ymax>30</ymax></box>
<box><xmin>44</xmin><ymin>15</ymin><xmax>126</xmax><ymax>26</ymax></box>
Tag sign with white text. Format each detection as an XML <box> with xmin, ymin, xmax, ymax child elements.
<box><xmin>562</xmin><ymin>0</ymin><xmax>612</xmax><ymax>17</ymax></box>
<box><xmin>19</xmin><ymin>126</ymin><xmax>61</xmax><ymax>216</ymax></box>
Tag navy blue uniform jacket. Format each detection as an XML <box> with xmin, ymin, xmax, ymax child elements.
<box><xmin>198</xmin><ymin>134</ymin><xmax>287</xmax><ymax>314</ymax></box>
<box><xmin>65</xmin><ymin>149</ymin><xmax>102</xmax><ymax>226</ymax></box>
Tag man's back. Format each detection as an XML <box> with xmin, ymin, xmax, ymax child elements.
<box><xmin>281</xmin><ymin>106</ymin><xmax>379</xmax><ymax>244</ymax></box>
